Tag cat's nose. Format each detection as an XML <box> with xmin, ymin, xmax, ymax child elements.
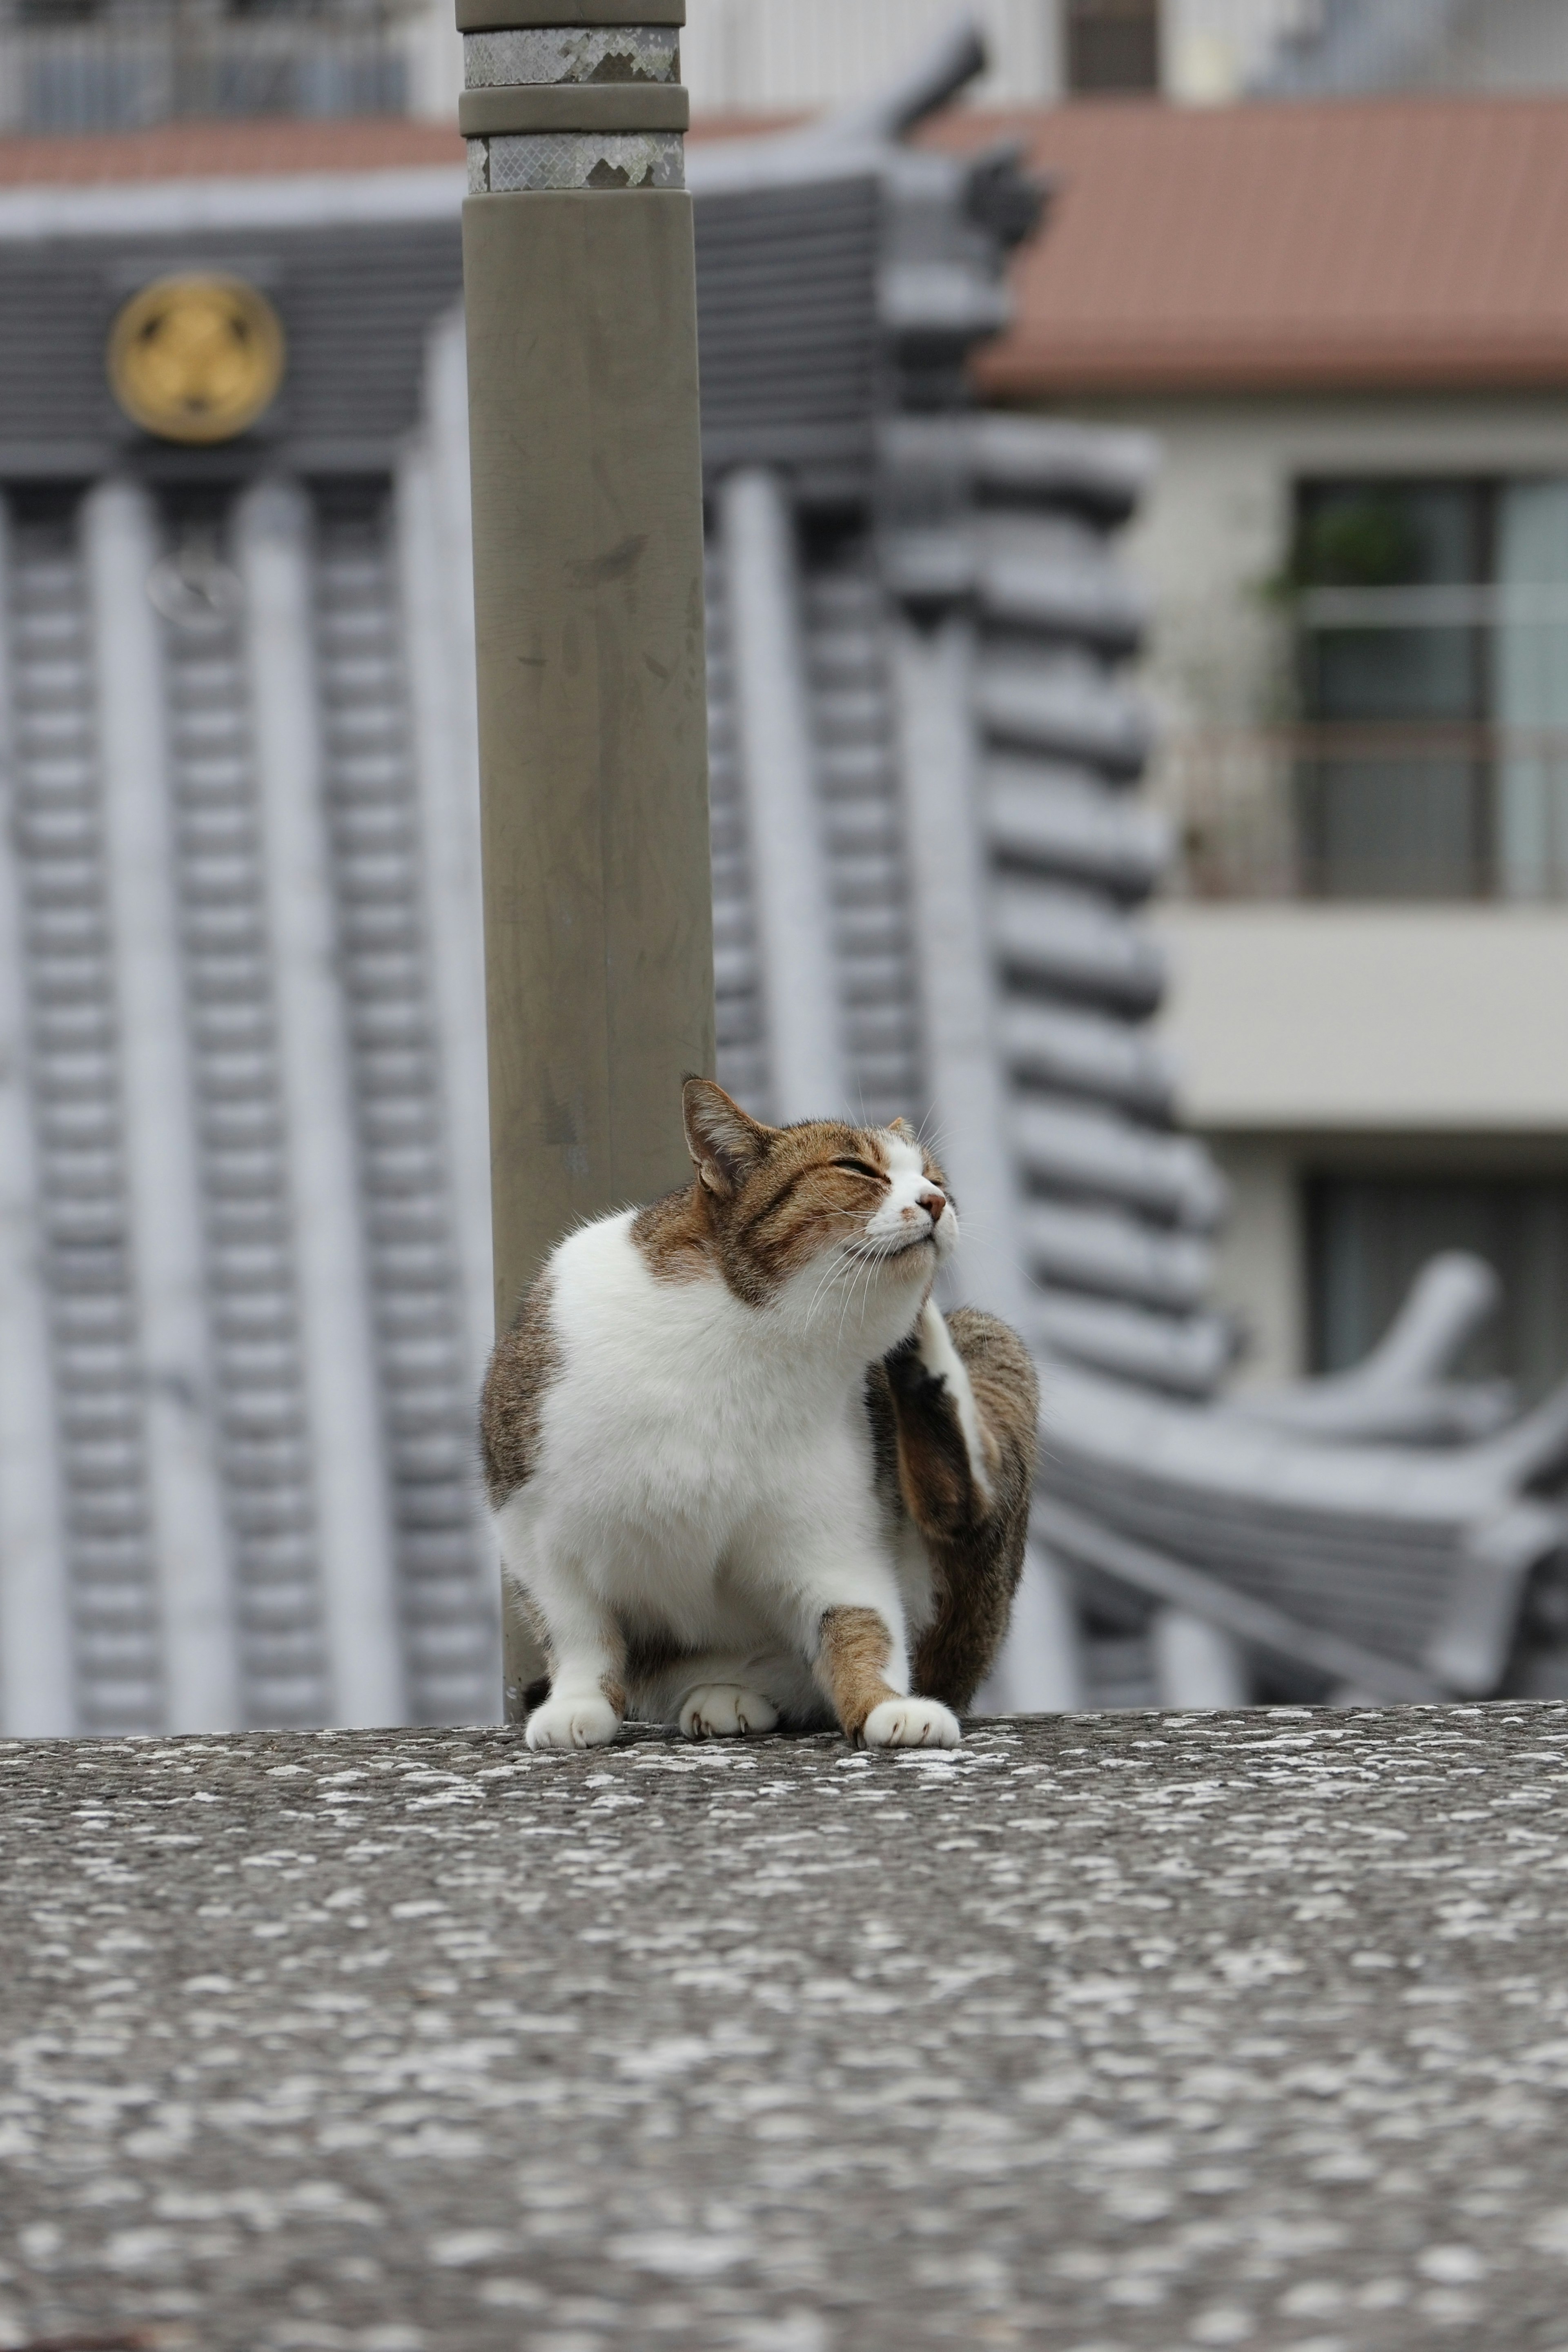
<box><xmin>918</xmin><ymin>1187</ymin><xmax>947</xmax><ymax>1225</ymax></box>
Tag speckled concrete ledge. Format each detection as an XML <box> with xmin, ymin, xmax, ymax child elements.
<box><xmin>2</xmin><ymin>1706</ymin><xmax>1568</xmax><ymax>2351</ymax></box>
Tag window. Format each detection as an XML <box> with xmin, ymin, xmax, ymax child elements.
<box><xmin>1065</xmin><ymin>0</ymin><xmax>1162</xmax><ymax>96</ymax></box>
<box><xmin>1293</xmin><ymin>477</ymin><xmax>1568</xmax><ymax>898</ymax></box>
<box><xmin>1310</xmin><ymin>1174</ymin><xmax>1568</xmax><ymax>1402</ymax></box>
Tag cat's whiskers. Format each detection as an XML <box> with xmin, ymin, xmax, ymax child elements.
<box><xmin>835</xmin><ymin>1223</ymin><xmax>900</xmax><ymax>1351</ymax></box>
<box><xmin>833</xmin><ymin>1250</ymin><xmax>868</xmax><ymax>1352</ymax></box>
<box><xmin>791</xmin><ymin>1209</ymin><xmax>877</xmax><ymax>1341</ymax></box>
<box><xmin>813</xmin><ymin>1221</ymin><xmax>875</xmax><ymax>1352</ymax></box>
<box><xmin>824</xmin><ymin>1219</ymin><xmax>871</xmax><ymax>1352</ymax></box>
<box><xmin>797</xmin><ymin>1239</ymin><xmax>855</xmax><ymax>1337</ymax></box>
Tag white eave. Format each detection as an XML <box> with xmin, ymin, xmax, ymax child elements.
<box><xmin>0</xmin><ymin>165</ymin><xmax>466</xmax><ymax>244</ymax></box>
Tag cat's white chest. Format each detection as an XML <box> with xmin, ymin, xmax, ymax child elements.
<box><xmin>522</xmin><ymin>1211</ymin><xmax>879</xmax><ymax>1629</ymax></box>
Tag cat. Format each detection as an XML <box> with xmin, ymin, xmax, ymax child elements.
<box><xmin>480</xmin><ymin>1076</ymin><xmax>1038</xmax><ymax>1751</ymax></box>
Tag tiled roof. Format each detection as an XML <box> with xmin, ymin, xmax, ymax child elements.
<box><xmin>11</xmin><ymin>95</ymin><xmax>1568</xmax><ymax>400</ymax></box>
<box><xmin>931</xmin><ymin>95</ymin><xmax>1568</xmax><ymax>397</ymax></box>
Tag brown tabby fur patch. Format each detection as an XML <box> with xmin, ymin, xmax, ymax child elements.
<box><xmin>816</xmin><ymin>1604</ymin><xmax>900</xmax><ymax>1740</ymax></box>
<box><xmin>630</xmin><ymin>1184</ymin><xmax>712</xmax><ymax>1281</ymax></box>
<box><xmin>480</xmin><ymin>1270</ymin><xmax>560</xmax><ymax>1509</ymax></box>
<box><xmin>867</xmin><ymin>1307</ymin><xmax>1038</xmax><ymax>1713</ymax></box>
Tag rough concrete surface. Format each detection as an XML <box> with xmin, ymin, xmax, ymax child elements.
<box><xmin>2</xmin><ymin>1705</ymin><xmax>1568</xmax><ymax>2351</ymax></box>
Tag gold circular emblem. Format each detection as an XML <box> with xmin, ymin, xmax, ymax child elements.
<box><xmin>107</xmin><ymin>274</ymin><xmax>285</xmax><ymax>445</ymax></box>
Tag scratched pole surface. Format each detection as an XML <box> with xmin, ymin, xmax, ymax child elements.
<box><xmin>3</xmin><ymin>1706</ymin><xmax>1568</xmax><ymax>2348</ymax></box>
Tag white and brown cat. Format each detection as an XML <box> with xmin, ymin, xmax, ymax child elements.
<box><xmin>480</xmin><ymin>1077</ymin><xmax>1037</xmax><ymax>1750</ymax></box>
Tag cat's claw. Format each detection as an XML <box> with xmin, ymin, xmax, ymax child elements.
<box><xmin>862</xmin><ymin>1696</ymin><xmax>961</xmax><ymax>1750</ymax></box>
<box><xmin>679</xmin><ymin>1684</ymin><xmax>780</xmax><ymax>1740</ymax></box>
<box><xmin>525</xmin><ymin>1691</ymin><xmax>622</xmax><ymax>1751</ymax></box>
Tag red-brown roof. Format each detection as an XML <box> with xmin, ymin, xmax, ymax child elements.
<box><xmin>0</xmin><ymin>116</ymin><xmax>463</xmax><ymax>184</ymax></box>
<box><xmin>931</xmin><ymin>95</ymin><xmax>1568</xmax><ymax>398</ymax></box>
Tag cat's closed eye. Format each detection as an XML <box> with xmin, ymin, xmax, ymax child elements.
<box><xmin>831</xmin><ymin>1157</ymin><xmax>888</xmax><ymax>1183</ymax></box>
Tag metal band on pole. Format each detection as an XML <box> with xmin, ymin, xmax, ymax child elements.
<box><xmin>460</xmin><ymin>9</ymin><xmax>715</xmax><ymax>1715</ymax></box>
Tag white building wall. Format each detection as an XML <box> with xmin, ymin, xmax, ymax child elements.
<box><xmin>1153</xmin><ymin>904</ymin><xmax>1568</xmax><ymax>1135</ymax></box>
<box><xmin>411</xmin><ymin>0</ymin><xmax>1389</xmax><ymax>120</ymax></box>
<box><xmin>407</xmin><ymin>2</ymin><xmax>464</xmax><ymax>118</ymax></box>
<box><xmin>681</xmin><ymin>0</ymin><xmax>1060</xmax><ymax>113</ymax></box>
<box><xmin>1165</xmin><ymin>0</ymin><xmax>1322</xmax><ymax>102</ymax></box>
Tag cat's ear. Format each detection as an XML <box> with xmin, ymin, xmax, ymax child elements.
<box><xmin>683</xmin><ymin>1077</ymin><xmax>769</xmax><ymax>1197</ymax></box>
<box><xmin>888</xmin><ymin>1117</ymin><xmax>917</xmax><ymax>1144</ymax></box>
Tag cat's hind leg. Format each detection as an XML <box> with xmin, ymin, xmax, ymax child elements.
<box><xmin>885</xmin><ymin>1300</ymin><xmax>1038</xmax><ymax>1713</ymax></box>
<box><xmin>886</xmin><ymin>1298</ymin><xmax>997</xmax><ymax>1530</ymax></box>
<box><xmin>678</xmin><ymin>1677</ymin><xmax>781</xmax><ymax>1740</ymax></box>
<box><xmin>623</xmin><ymin>1637</ymin><xmax>829</xmax><ymax>1737</ymax></box>
<box><xmin>625</xmin><ymin>1646</ymin><xmax>794</xmax><ymax>1738</ymax></box>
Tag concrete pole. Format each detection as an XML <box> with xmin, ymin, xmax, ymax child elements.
<box><xmin>458</xmin><ymin>1</ymin><xmax>714</xmax><ymax>1712</ymax></box>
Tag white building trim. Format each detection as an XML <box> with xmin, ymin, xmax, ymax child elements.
<box><xmin>1155</xmin><ymin>904</ymin><xmax>1568</xmax><ymax>1134</ymax></box>
<box><xmin>0</xmin><ymin>498</ymin><xmax>74</xmax><ymax>1738</ymax></box>
<box><xmin>396</xmin><ymin>306</ymin><xmax>494</xmax><ymax>1379</ymax></box>
<box><xmin>87</xmin><ymin>477</ymin><xmax>240</xmax><ymax>1734</ymax></box>
<box><xmin>720</xmin><ymin>466</ymin><xmax>844</xmax><ymax>1123</ymax></box>
<box><xmin>0</xmin><ymin>167</ymin><xmax>464</xmax><ymax>247</ymax></box>
<box><xmin>237</xmin><ymin>477</ymin><xmax>405</xmax><ymax>1729</ymax></box>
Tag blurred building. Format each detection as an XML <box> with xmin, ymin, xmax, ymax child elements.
<box><xmin>944</xmin><ymin>91</ymin><xmax>1568</xmax><ymax>1404</ymax></box>
<box><xmin>682</xmin><ymin>1</ymin><xmax>1568</xmax><ymax>114</ymax></box>
<box><xmin>0</xmin><ymin>121</ymin><xmax>492</xmax><ymax>1738</ymax></box>
<box><xmin>1254</xmin><ymin>0</ymin><xmax>1568</xmax><ymax>98</ymax></box>
<box><xmin>0</xmin><ymin>0</ymin><xmax>461</xmax><ymax>129</ymax></box>
<box><xmin>3</xmin><ymin>14</ymin><xmax>1567</xmax><ymax>1737</ymax></box>
<box><xmin>0</xmin><ymin>48</ymin><xmax>1140</xmax><ymax>1738</ymax></box>
<box><xmin>4</xmin><ymin>1</ymin><xmax>1568</xmax><ymax>142</ymax></box>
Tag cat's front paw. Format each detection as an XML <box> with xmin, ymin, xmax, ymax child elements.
<box><xmin>525</xmin><ymin>1690</ymin><xmax>622</xmax><ymax>1750</ymax></box>
<box><xmin>679</xmin><ymin>1684</ymin><xmax>780</xmax><ymax>1740</ymax></box>
<box><xmin>862</xmin><ymin>1696</ymin><xmax>961</xmax><ymax>1750</ymax></box>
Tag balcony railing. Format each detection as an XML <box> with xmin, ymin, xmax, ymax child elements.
<box><xmin>1155</xmin><ymin>724</ymin><xmax>1568</xmax><ymax>903</ymax></box>
<box><xmin>0</xmin><ymin>10</ymin><xmax>412</xmax><ymax>131</ymax></box>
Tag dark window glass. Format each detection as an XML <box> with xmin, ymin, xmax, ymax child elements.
<box><xmin>1294</xmin><ymin>481</ymin><xmax>1488</xmax><ymax>898</ymax></box>
<box><xmin>1065</xmin><ymin>0</ymin><xmax>1162</xmax><ymax>95</ymax></box>
<box><xmin>1309</xmin><ymin>1173</ymin><xmax>1568</xmax><ymax>1402</ymax></box>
